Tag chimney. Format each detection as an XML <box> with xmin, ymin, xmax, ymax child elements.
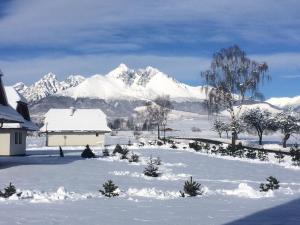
<box><xmin>69</xmin><ymin>107</ymin><xmax>76</xmax><ymax>116</ymax></box>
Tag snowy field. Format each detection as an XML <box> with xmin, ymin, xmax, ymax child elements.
<box><xmin>1</xmin><ymin>113</ymin><xmax>300</xmax><ymax>225</ymax></box>
<box><xmin>1</xmin><ymin>137</ymin><xmax>300</xmax><ymax>225</ymax></box>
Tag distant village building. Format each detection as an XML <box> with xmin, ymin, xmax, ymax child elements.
<box><xmin>40</xmin><ymin>108</ymin><xmax>111</xmax><ymax>147</ymax></box>
<box><xmin>0</xmin><ymin>73</ymin><xmax>38</xmax><ymax>156</ymax></box>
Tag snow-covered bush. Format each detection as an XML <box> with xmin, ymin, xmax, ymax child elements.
<box><xmin>170</xmin><ymin>143</ymin><xmax>178</xmax><ymax>149</ymax></box>
<box><xmin>120</xmin><ymin>148</ymin><xmax>129</xmax><ymax>160</ymax></box>
<box><xmin>144</xmin><ymin>158</ymin><xmax>160</xmax><ymax>177</ymax></box>
<box><xmin>102</xmin><ymin>148</ymin><xmax>110</xmax><ymax>157</ymax></box>
<box><xmin>153</xmin><ymin>157</ymin><xmax>162</xmax><ymax>166</ymax></box>
<box><xmin>245</xmin><ymin>149</ymin><xmax>257</xmax><ymax>159</ymax></box>
<box><xmin>113</xmin><ymin>144</ymin><xmax>129</xmax><ymax>159</ymax></box>
<box><xmin>0</xmin><ymin>183</ymin><xmax>18</xmax><ymax>198</ymax></box>
<box><xmin>180</xmin><ymin>177</ymin><xmax>203</xmax><ymax>197</ymax></box>
<box><xmin>274</xmin><ymin>152</ymin><xmax>285</xmax><ymax>163</ymax></box>
<box><xmin>138</xmin><ymin>142</ymin><xmax>145</xmax><ymax>147</ymax></box>
<box><xmin>290</xmin><ymin>144</ymin><xmax>300</xmax><ymax>166</ymax></box>
<box><xmin>99</xmin><ymin>180</ymin><xmax>119</xmax><ymax>197</ymax></box>
<box><xmin>156</xmin><ymin>140</ymin><xmax>164</xmax><ymax>146</ymax></box>
<box><xmin>128</xmin><ymin>152</ymin><xmax>139</xmax><ymax>163</ymax></box>
<box><xmin>189</xmin><ymin>141</ymin><xmax>202</xmax><ymax>151</ymax></box>
<box><xmin>257</xmin><ymin>150</ymin><xmax>268</xmax><ymax>161</ymax></box>
<box><xmin>260</xmin><ymin>176</ymin><xmax>280</xmax><ymax>192</ymax></box>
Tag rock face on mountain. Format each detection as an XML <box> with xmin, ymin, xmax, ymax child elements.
<box><xmin>15</xmin><ymin>73</ymin><xmax>85</xmax><ymax>102</ymax></box>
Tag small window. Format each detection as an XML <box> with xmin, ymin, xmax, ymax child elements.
<box><xmin>19</xmin><ymin>132</ymin><xmax>22</xmax><ymax>144</ymax></box>
<box><xmin>96</xmin><ymin>133</ymin><xmax>99</xmax><ymax>137</ymax></box>
<box><xmin>14</xmin><ymin>132</ymin><xmax>23</xmax><ymax>145</ymax></box>
<box><xmin>15</xmin><ymin>132</ymin><xmax>19</xmax><ymax>144</ymax></box>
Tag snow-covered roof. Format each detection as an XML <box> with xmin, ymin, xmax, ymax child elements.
<box><xmin>40</xmin><ymin>108</ymin><xmax>111</xmax><ymax>133</ymax></box>
<box><xmin>0</xmin><ymin>78</ymin><xmax>24</xmax><ymax>123</ymax></box>
<box><xmin>4</xmin><ymin>86</ymin><xmax>27</xmax><ymax>108</ymax></box>
<box><xmin>1</xmin><ymin>86</ymin><xmax>38</xmax><ymax>131</ymax></box>
<box><xmin>0</xmin><ymin>104</ymin><xmax>24</xmax><ymax>123</ymax></box>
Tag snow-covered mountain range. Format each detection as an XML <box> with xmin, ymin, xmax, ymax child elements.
<box><xmin>14</xmin><ymin>64</ymin><xmax>207</xmax><ymax>103</ymax></box>
<box><xmin>14</xmin><ymin>73</ymin><xmax>85</xmax><ymax>102</ymax></box>
<box><xmin>266</xmin><ymin>96</ymin><xmax>300</xmax><ymax>110</ymax></box>
<box><xmin>14</xmin><ymin>64</ymin><xmax>300</xmax><ymax>115</ymax></box>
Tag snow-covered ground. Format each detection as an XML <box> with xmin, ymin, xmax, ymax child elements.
<box><xmin>1</xmin><ymin>136</ymin><xmax>300</xmax><ymax>225</ymax></box>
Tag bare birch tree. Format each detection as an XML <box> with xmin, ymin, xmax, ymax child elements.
<box><xmin>201</xmin><ymin>45</ymin><xmax>270</xmax><ymax>149</ymax></box>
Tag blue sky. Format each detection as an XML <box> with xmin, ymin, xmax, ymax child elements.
<box><xmin>0</xmin><ymin>0</ymin><xmax>300</xmax><ymax>98</ymax></box>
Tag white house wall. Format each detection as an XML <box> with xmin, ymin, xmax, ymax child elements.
<box><xmin>0</xmin><ymin>129</ymin><xmax>26</xmax><ymax>156</ymax></box>
<box><xmin>46</xmin><ymin>132</ymin><xmax>106</xmax><ymax>147</ymax></box>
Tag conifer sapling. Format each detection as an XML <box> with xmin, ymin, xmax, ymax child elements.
<box><xmin>180</xmin><ymin>176</ymin><xmax>203</xmax><ymax>197</ymax></box>
<box><xmin>144</xmin><ymin>157</ymin><xmax>160</xmax><ymax>177</ymax></box>
<box><xmin>99</xmin><ymin>180</ymin><xmax>119</xmax><ymax>197</ymax></box>
<box><xmin>260</xmin><ymin>176</ymin><xmax>280</xmax><ymax>192</ymax></box>
<box><xmin>0</xmin><ymin>183</ymin><xmax>18</xmax><ymax>198</ymax></box>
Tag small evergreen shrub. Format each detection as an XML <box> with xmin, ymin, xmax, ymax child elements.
<box><xmin>180</xmin><ymin>177</ymin><xmax>203</xmax><ymax>197</ymax></box>
<box><xmin>167</xmin><ymin>139</ymin><xmax>175</xmax><ymax>144</ymax></box>
<box><xmin>170</xmin><ymin>143</ymin><xmax>177</xmax><ymax>149</ymax></box>
<box><xmin>290</xmin><ymin>144</ymin><xmax>300</xmax><ymax>166</ymax></box>
<box><xmin>102</xmin><ymin>148</ymin><xmax>110</xmax><ymax>157</ymax></box>
<box><xmin>99</xmin><ymin>180</ymin><xmax>119</xmax><ymax>197</ymax></box>
<box><xmin>257</xmin><ymin>150</ymin><xmax>268</xmax><ymax>161</ymax></box>
<box><xmin>218</xmin><ymin>145</ymin><xmax>227</xmax><ymax>156</ymax></box>
<box><xmin>0</xmin><ymin>183</ymin><xmax>18</xmax><ymax>198</ymax></box>
<box><xmin>260</xmin><ymin>176</ymin><xmax>280</xmax><ymax>192</ymax></box>
<box><xmin>153</xmin><ymin>156</ymin><xmax>162</xmax><ymax>165</ymax></box>
<box><xmin>138</xmin><ymin>142</ymin><xmax>145</xmax><ymax>147</ymax></box>
<box><xmin>211</xmin><ymin>145</ymin><xmax>218</xmax><ymax>154</ymax></box>
<box><xmin>120</xmin><ymin>147</ymin><xmax>129</xmax><ymax>160</ymax></box>
<box><xmin>246</xmin><ymin>149</ymin><xmax>257</xmax><ymax>159</ymax></box>
<box><xmin>128</xmin><ymin>152</ymin><xmax>139</xmax><ymax>163</ymax></box>
<box><xmin>144</xmin><ymin>158</ymin><xmax>160</xmax><ymax>177</ymax></box>
<box><xmin>113</xmin><ymin>144</ymin><xmax>123</xmax><ymax>155</ymax></box>
<box><xmin>156</xmin><ymin>140</ymin><xmax>164</xmax><ymax>146</ymax></box>
<box><xmin>81</xmin><ymin>145</ymin><xmax>96</xmax><ymax>158</ymax></box>
<box><xmin>274</xmin><ymin>152</ymin><xmax>285</xmax><ymax>163</ymax></box>
<box><xmin>203</xmin><ymin>143</ymin><xmax>210</xmax><ymax>153</ymax></box>
<box><xmin>189</xmin><ymin>141</ymin><xmax>202</xmax><ymax>151</ymax></box>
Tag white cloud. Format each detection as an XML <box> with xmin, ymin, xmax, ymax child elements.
<box><xmin>0</xmin><ymin>0</ymin><xmax>299</xmax><ymax>47</ymax></box>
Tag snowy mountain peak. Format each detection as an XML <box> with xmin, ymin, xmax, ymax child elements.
<box><xmin>107</xmin><ymin>63</ymin><xmax>130</xmax><ymax>77</ymax></box>
<box><xmin>106</xmin><ymin>64</ymin><xmax>137</xmax><ymax>86</ymax></box>
<box><xmin>62</xmin><ymin>75</ymin><xmax>85</xmax><ymax>88</ymax></box>
<box><xmin>42</xmin><ymin>72</ymin><xmax>57</xmax><ymax>80</ymax></box>
<box><xmin>15</xmin><ymin>73</ymin><xmax>85</xmax><ymax>102</ymax></box>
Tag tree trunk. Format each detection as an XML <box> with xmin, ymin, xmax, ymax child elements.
<box><xmin>283</xmin><ymin>133</ymin><xmax>290</xmax><ymax>148</ymax></box>
<box><xmin>259</xmin><ymin>134</ymin><xmax>263</xmax><ymax>145</ymax></box>
<box><xmin>231</xmin><ymin>131</ymin><xmax>237</xmax><ymax>150</ymax></box>
<box><xmin>163</xmin><ymin>125</ymin><xmax>166</xmax><ymax>144</ymax></box>
<box><xmin>157</xmin><ymin>124</ymin><xmax>160</xmax><ymax>140</ymax></box>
